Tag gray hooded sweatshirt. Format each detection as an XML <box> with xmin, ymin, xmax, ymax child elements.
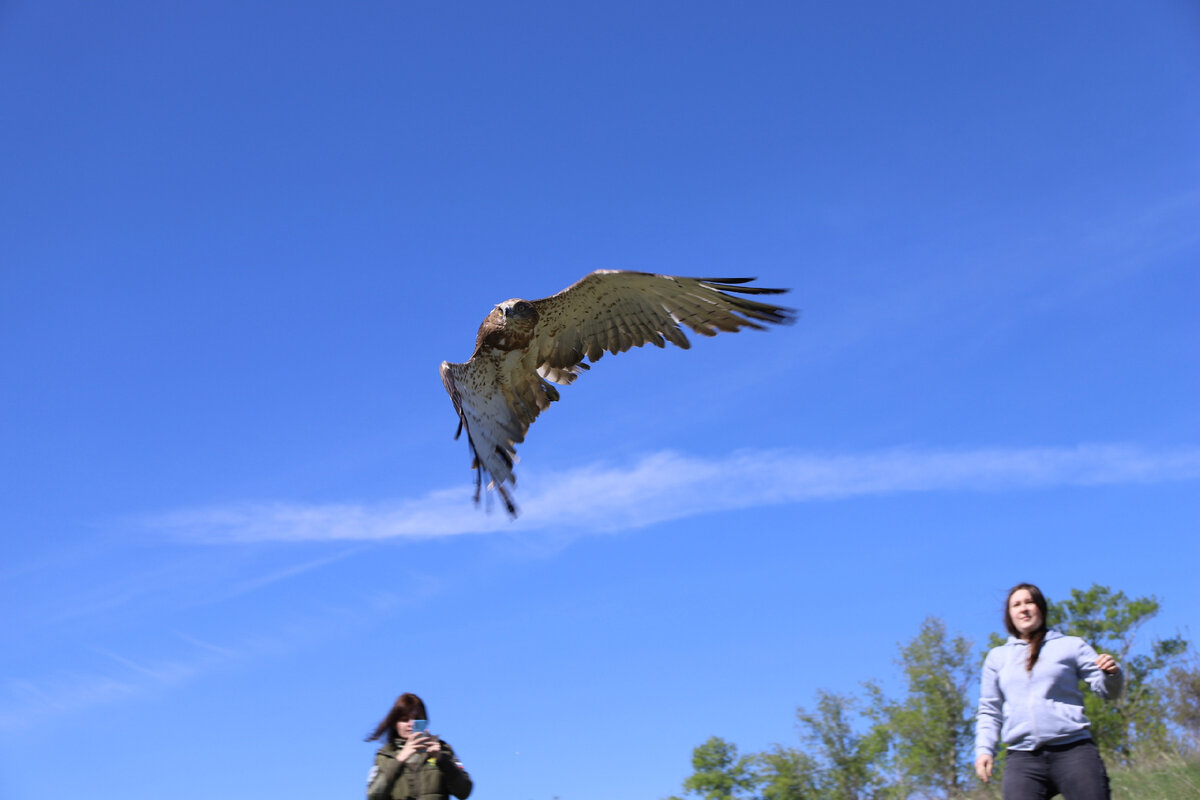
<box><xmin>975</xmin><ymin>630</ymin><xmax>1124</xmax><ymax>756</ymax></box>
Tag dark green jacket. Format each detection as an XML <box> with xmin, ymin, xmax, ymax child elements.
<box><xmin>366</xmin><ymin>737</ymin><xmax>472</xmax><ymax>800</ymax></box>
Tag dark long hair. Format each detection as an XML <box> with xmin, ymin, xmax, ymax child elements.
<box><xmin>365</xmin><ymin>692</ymin><xmax>429</xmax><ymax>742</ymax></box>
<box><xmin>1004</xmin><ymin>582</ymin><xmax>1049</xmax><ymax>672</ymax></box>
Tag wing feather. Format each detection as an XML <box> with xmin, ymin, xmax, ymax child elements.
<box><xmin>440</xmin><ymin>351</ymin><xmax>559</xmax><ymax>514</ymax></box>
<box><xmin>531</xmin><ymin>270</ymin><xmax>794</xmax><ymax>370</ymax></box>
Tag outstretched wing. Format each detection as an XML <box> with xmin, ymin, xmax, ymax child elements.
<box><xmin>440</xmin><ymin>350</ymin><xmax>559</xmax><ymax>515</ymax></box>
<box><xmin>530</xmin><ymin>270</ymin><xmax>795</xmax><ymax>374</ymax></box>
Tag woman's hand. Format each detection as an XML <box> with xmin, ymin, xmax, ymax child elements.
<box><xmin>395</xmin><ymin>737</ymin><xmax>422</xmax><ymax>762</ymax></box>
<box><xmin>975</xmin><ymin>753</ymin><xmax>993</xmax><ymax>783</ymax></box>
<box><xmin>405</xmin><ymin>732</ymin><xmax>441</xmax><ymax>755</ymax></box>
<box><xmin>397</xmin><ymin>732</ymin><xmax>433</xmax><ymax>761</ymax></box>
<box><xmin>1096</xmin><ymin>654</ymin><xmax>1119</xmax><ymax>674</ymax></box>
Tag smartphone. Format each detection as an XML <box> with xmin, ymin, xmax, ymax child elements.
<box><xmin>411</xmin><ymin>719</ymin><xmax>428</xmax><ymax>734</ymax></box>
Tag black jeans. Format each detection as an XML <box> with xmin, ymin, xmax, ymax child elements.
<box><xmin>1003</xmin><ymin>738</ymin><xmax>1110</xmax><ymax>800</ymax></box>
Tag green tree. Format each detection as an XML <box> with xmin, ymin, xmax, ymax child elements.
<box><xmin>794</xmin><ymin>690</ymin><xmax>890</xmax><ymax>800</ymax></box>
<box><xmin>667</xmin><ymin>736</ymin><xmax>756</xmax><ymax>800</ymax></box>
<box><xmin>1163</xmin><ymin>655</ymin><xmax>1200</xmax><ymax>752</ymax></box>
<box><xmin>669</xmin><ymin>694</ymin><xmax>890</xmax><ymax>800</ymax></box>
<box><xmin>868</xmin><ymin>617</ymin><xmax>976</xmax><ymax>798</ymax></box>
<box><xmin>753</xmin><ymin>744</ymin><xmax>820</xmax><ymax>800</ymax></box>
<box><xmin>1051</xmin><ymin>584</ymin><xmax>1189</xmax><ymax>763</ymax></box>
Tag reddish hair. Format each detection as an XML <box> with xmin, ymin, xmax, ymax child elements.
<box><xmin>366</xmin><ymin>692</ymin><xmax>429</xmax><ymax>742</ymax></box>
<box><xmin>1004</xmin><ymin>583</ymin><xmax>1049</xmax><ymax>672</ymax></box>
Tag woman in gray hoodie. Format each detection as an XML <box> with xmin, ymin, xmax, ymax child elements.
<box><xmin>974</xmin><ymin>583</ymin><xmax>1123</xmax><ymax>799</ymax></box>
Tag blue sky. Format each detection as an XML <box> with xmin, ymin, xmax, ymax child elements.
<box><xmin>2</xmin><ymin>2</ymin><xmax>1198</xmax><ymax>798</ymax></box>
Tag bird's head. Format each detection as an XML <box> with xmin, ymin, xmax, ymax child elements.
<box><xmin>474</xmin><ymin>299</ymin><xmax>539</xmax><ymax>353</ymax></box>
<box><xmin>496</xmin><ymin>299</ymin><xmax>539</xmax><ymax>324</ymax></box>
<box><xmin>476</xmin><ymin>298</ymin><xmax>540</xmax><ymax>351</ymax></box>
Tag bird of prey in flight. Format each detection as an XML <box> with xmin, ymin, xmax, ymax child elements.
<box><xmin>440</xmin><ymin>270</ymin><xmax>795</xmax><ymax>516</ymax></box>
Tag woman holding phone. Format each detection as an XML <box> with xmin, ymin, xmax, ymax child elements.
<box><xmin>974</xmin><ymin>583</ymin><xmax>1123</xmax><ymax>799</ymax></box>
<box><xmin>366</xmin><ymin>692</ymin><xmax>473</xmax><ymax>800</ymax></box>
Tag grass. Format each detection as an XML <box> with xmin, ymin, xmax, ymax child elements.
<box><xmin>962</xmin><ymin>749</ymin><xmax>1200</xmax><ymax>800</ymax></box>
<box><xmin>1109</xmin><ymin>750</ymin><xmax>1200</xmax><ymax>800</ymax></box>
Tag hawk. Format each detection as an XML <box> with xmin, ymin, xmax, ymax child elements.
<box><xmin>439</xmin><ymin>270</ymin><xmax>795</xmax><ymax>515</ymax></box>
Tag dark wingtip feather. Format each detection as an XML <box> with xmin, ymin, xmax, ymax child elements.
<box><xmin>494</xmin><ymin>445</ymin><xmax>514</xmax><ymax>470</ymax></box>
<box><xmin>698</xmin><ymin>277</ymin><xmax>790</xmax><ymax>296</ymax></box>
<box><xmin>696</xmin><ymin>277</ymin><xmax>799</xmax><ymax>326</ymax></box>
<box><xmin>497</xmin><ymin>484</ymin><xmax>519</xmax><ymax>518</ymax></box>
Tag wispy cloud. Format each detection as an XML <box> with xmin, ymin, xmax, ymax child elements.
<box><xmin>9</xmin><ymin>443</ymin><xmax>1196</xmax><ymax>732</ymax></box>
<box><xmin>0</xmin><ymin>643</ymin><xmax>227</xmax><ymax>733</ymax></box>
<box><xmin>0</xmin><ymin>602</ymin><xmax>381</xmax><ymax>732</ymax></box>
<box><xmin>186</xmin><ymin>546</ymin><xmax>367</xmax><ymax>606</ymax></box>
<box><xmin>0</xmin><ymin>675</ymin><xmax>139</xmax><ymax>732</ymax></box>
<box><xmin>146</xmin><ymin>444</ymin><xmax>1200</xmax><ymax>543</ymax></box>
